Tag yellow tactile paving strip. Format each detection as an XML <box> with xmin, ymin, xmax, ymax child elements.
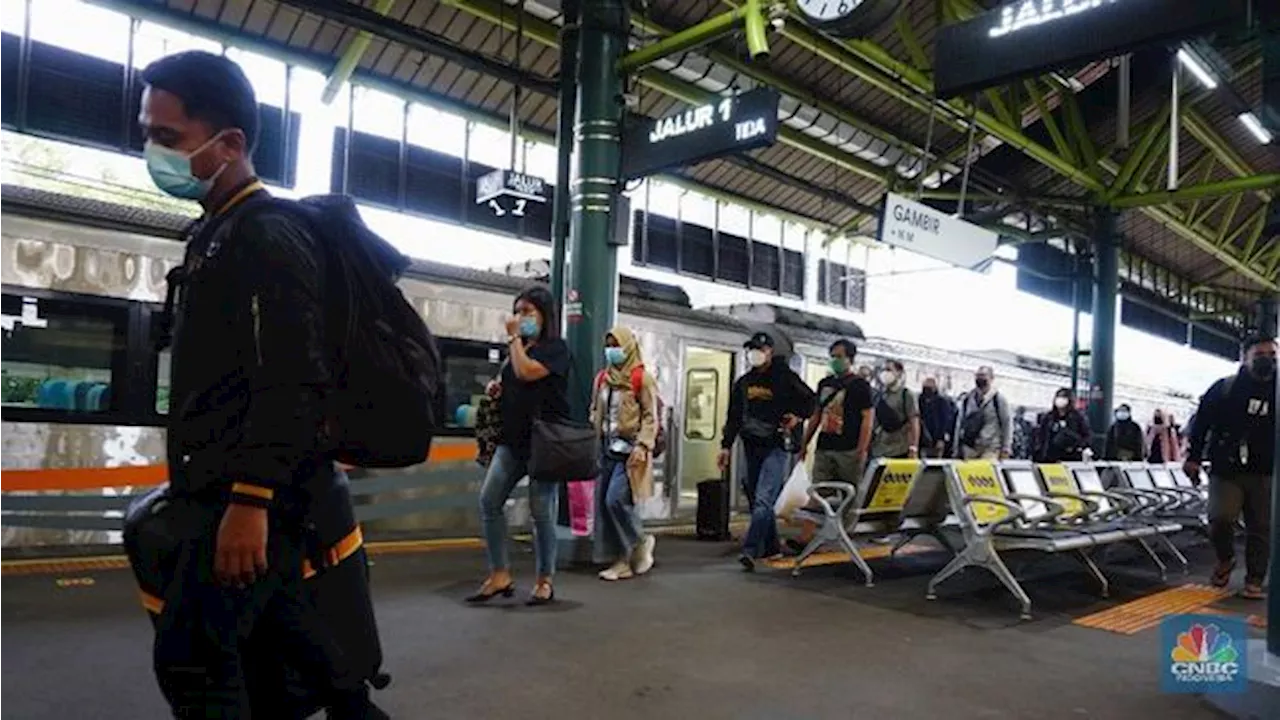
<box><xmin>1072</xmin><ymin>584</ymin><xmax>1232</xmax><ymax>635</ymax></box>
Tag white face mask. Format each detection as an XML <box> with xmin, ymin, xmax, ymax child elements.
<box><xmin>1115</xmin><ymin>411</ymin><xmax>1130</xmax><ymax>421</ymax></box>
<box><xmin>747</xmin><ymin>349</ymin><xmax>767</xmax><ymax>368</ymax></box>
<box><xmin>1054</xmin><ymin>397</ymin><xmax>1069</xmax><ymax>409</ymax></box>
<box><xmin>878</xmin><ymin>370</ymin><xmax>896</xmax><ymax>386</ymax></box>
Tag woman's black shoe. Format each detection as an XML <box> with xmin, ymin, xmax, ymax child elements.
<box><xmin>525</xmin><ymin>584</ymin><xmax>555</xmax><ymax>606</ymax></box>
<box><xmin>465</xmin><ymin>583</ymin><xmax>515</xmax><ymax>603</ymax></box>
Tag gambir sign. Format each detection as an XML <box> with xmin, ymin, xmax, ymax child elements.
<box><xmin>877</xmin><ymin>192</ymin><xmax>998</xmax><ymax>270</ymax></box>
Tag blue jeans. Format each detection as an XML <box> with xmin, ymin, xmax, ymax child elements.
<box><xmin>478</xmin><ymin>445</ymin><xmax>559</xmax><ymax>577</ymax></box>
<box><xmin>741</xmin><ymin>445</ymin><xmax>788</xmax><ymax>559</ymax></box>
<box><xmin>593</xmin><ymin>455</ymin><xmax>643</xmax><ymax>563</ymax></box>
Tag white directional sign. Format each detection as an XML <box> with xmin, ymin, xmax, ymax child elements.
<box><xmin>877</xmin><ymin>192</ymin><xmax>998</xmax><ymax>270</ymax></box>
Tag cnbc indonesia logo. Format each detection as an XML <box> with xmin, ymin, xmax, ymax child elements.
<box><xmin>1169</xmin><ymin>622</ymin><xmax>1241</xmax><ymax>686</ymax></box>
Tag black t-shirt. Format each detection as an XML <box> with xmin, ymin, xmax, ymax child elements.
<box><xmin>499</xmin><ymin>338</ymin><xmax>571</xmax><ymax>453</ymax></box>
<box><xmin>814</xmin><ymin>374</ymin><xmax>873</xmax><ymax>452</ymax></box>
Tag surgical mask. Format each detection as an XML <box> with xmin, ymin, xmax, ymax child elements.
<box><xmin>1153</xmin><ymin>416</ymin><xmax>1164</xmax><ymax>425</ymax></box>
<box><xmin>747</xmin><ymin>349</ymin><xmax>767</xmax><ymax>368</ymax></box>
<box><xmin>829</xmin><ymin>357</ymin><xmax>849</xmax><ymax>374</ymax></box>
<box><xmin>879</xmin><ymin>370</ymin><xmax>896</xmax><ymax>386</ymax></box>
<box><xmin>1054</xmin><ymin>397</ymin><xmax>1069</xmax><ymax>410</ymax></box>
<box><xmin>922</xmin><ymin>387</ymin><xmax>937</xmax><ymax>396</ymax></box>
<box><xmin>975</xmin><ymin>377</ymin><xmax>990</xmax><ymax>390</ymax></box>
<box><xmin>604</xmin><ymin>347</ymin><xmax>626</xmax><ymax>366</ymax></box>
<box><xmin>144</xmin><ymin>132</ymin><xmax>228</xmax><ymax>200</ymax></box>
<box><xmin>1115</xmin><ymin>411</ymin><xmax>1130</xmax><ymax>422</ymax></box>
<box><xmin>518</xmin><ymin>316</ymin><xmax>539</xmax><ymax>338</ymax></box>
<box><xmin>1251</xmin><ymin>356</ymin><xmax>1276</xmax><ymax>378</ymax></box>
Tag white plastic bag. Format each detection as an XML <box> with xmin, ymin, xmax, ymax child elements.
<box><xmin>774</xmin><ymin>462</ymin><xmax>811</xmax><ymax>521</ymax></box>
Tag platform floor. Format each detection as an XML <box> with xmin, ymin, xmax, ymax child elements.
<box><xmin>1</xmin><ymin>535</ymin><xmax>1267</xmax><ymax>719</ymax></box>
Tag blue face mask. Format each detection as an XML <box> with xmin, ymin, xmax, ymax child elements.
<box><xmin>604</xmin><ymin>347</ymin><xmax>626</xmax><ymax>366</ymax></box>
<box><xmin>144</xmin><ymin>132</ymin><xmax>227</xmax><ymax>200</ymax></box>
<box><xmin>518</xmin><ymin>316</ymin><xmax>539</xmax><ymax>338</ymax></box>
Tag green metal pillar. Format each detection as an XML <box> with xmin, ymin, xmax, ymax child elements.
<box><xmin>549</xmin><ymin>0</ymin><xmax>579</xmax><ymax>309</ymax></box>
<box><xmin>1086</xmin><ymin>209</ymin><xmax>1119</xmax><ymax>450</ymax></box>
<box><xmin>565</xmin><ymin>0</ymin><xmax>626</xmax><ymax>421</ymax></box>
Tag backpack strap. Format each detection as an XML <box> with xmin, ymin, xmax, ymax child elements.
<box><xmin>630</xmin><ymin>366</ymin><xmax>645</xmax><ymax>398</ymax></box>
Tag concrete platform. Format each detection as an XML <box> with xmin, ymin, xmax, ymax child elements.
<box><xmin>0</xmin><ymin>536</ymin><xmax>1263</xmax><ymax>719</ymax></box>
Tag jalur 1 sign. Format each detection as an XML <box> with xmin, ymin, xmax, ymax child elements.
<box><xmin>877</xmin><ymin>192</ymin><xmax>998</xmax><ymax>270</ymax></box>
<box><xmin>622</xmin><ymin>87</ymin><xmax>780</xmax><ymax>180</ymax></box>
<box><xmin>933</xmin><ymin>0</ymin><xmax>1247</xmax><ymax>98</ymax></box>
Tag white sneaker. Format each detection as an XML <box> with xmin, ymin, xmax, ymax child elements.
<box><xmin>633</xmin><ymin>534</ymin><xmax>656</xmax><ymax>575</ymax></box>
<box><xmin>598</xmin><ymin>560</ymin><xmax>633</xmax><ymax>581</ymax></box>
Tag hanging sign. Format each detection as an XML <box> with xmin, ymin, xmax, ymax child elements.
<box><xmin>621</xmin><ymin>87</ymin><xmax>780</xmax><ymax>180</ymax></box>
<box><xmin>933</xmin><ymin>0</ymin><xmax>1247</xmax><ymax>98</ymax></box>
<box><xmin>877</xmin><ymin>192</ymin><xmax>998</xmax><ymax>270</ymax></box>
<box><xmin>475</xmin><ymin>168</ymin><xmax>549</xmax><ymax>218</ymax></box>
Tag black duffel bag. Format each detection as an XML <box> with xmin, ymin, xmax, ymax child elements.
<box><xmin>529</xmin><ymin>417</ymin><xmax>599</xmax><ymax>483</ymax></box>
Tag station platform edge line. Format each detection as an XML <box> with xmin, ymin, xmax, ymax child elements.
<box><xmin>1</xmin><ymin>520</ymin><xmax>753</xmax><ymax>576</ymax></box>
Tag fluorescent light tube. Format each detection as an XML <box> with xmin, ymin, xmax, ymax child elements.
<box><xmin>1238</xmin><ymin>112</ymin><xmax>1274</xmax><ymax>145</ymax></box>
<box><xmin>1176</xmin><ymin>48</ymin><xmax>1218</xmax><ymax>90</ymax></box>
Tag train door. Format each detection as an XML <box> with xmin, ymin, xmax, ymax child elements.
<box><xmin>677</xmin><ymin>346</ymin><xmax>733</xmax><ymax>518</ymax></box>
<box><xmin>801</xmin><ymin>355</ymin><xmax>829</xmax><ymax>477</ymax></box>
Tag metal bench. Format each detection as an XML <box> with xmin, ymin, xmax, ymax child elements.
<box><xmin>1063</xmin><ymin>462</ymin><xmax>1188</xmax><ymax>577</ymax></box>
<box><xmin>925</xmin><ymin>460</ymin><xmax>1157</xmax><ymax>620</ymax></box>
<box><xmin>789</xmin><ymin>458</ymin><xmax>945</xmax><ymax>585</ymax></box>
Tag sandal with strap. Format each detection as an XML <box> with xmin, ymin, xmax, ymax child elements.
<box><xmin>1240</xmin><ymin>583</ymin><xmax>1265</xmax><ymax>600</ymax></box>
<box><xmin>1210</xmin><ymin>560</ymin><xmax>1235</xmax><ymax>588</ymax></box>
<box><xmin>526</xmin><ymin>581</ymin><xmax>555</xmax><ymax>606</ymax></box>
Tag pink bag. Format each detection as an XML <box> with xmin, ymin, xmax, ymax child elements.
<box><xmin>567</xmin><ymin>480</ymin><xmax>595</xmax><ymax>537</ymax></box>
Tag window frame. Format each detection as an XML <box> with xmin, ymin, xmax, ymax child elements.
<box><xmin>1</xmin><ymin>285</ymin><xmax>163</xmax><ymax>426</ymax></box>
<box><xmin>435</xmin><ymin>336</ymin><xmax>508</xmax><ymax>438</ymax></box>
<box><xmin>682</xmin><ymin>368</ymin><xmax>720</xmax><ymax>442</ymax></box>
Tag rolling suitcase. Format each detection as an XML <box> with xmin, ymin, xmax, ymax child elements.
<box><xmin>695</xmin><ymin>478</ymin><xmax>731</xmax><ymax>541</ymax></box>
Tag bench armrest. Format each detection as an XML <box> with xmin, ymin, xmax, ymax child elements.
<box><xmin>807</xmin><ymin>481</ymin><xmax>858</xmax><ymax>518</ymax></box>
<box><xmin>959</xmin><ymin>495</ymin><xmax>1028</xmax><ymax>532</ymax></box>
<box><xmin>1003</xmin><ymin>493</ymin><xmax>1068</xmax><ymax>525</ymax></box>
<box><xmin>1038</xmin><ymin>491</ymin><xmax>1101</xmax><ymax>521</ymax></box>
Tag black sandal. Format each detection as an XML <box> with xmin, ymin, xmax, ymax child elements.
<box><xmin>466</xmin><ymin>581</ymin><xmax>515</xmax><ymax>603</ymax></box>
<box><xmin>526</xmin><ymin>581</ymin><xmax>555</xmax><ymax>606</ymax></box>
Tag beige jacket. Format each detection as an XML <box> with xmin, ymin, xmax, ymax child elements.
<box><xmin>589</xmin><ymin>370</ymin><xmax>659</xmax><ymax>499</ymax></box>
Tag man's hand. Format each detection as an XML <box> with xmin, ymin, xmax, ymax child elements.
<box><xmin>1183</xmin><ymin>461</ymin><xmax>1202</xmax><ymax>486</ymax></box>
<box><xmin>907</xmin><ymin>446</ymin><xmax>919</xmax><ymax>460</ymax></box>
<box><xmin>485</xmin><ymin>380</ymin><xmax>502</xmax><ymax>399</ymax></box>
<box><xmin>999</xmin><ymin>450</ymin><xmax>1010</xmax><ymax>460</ymax></box>
<box><xmin>716</xmin><ymin>449</ymin><xmax>730</xmax><ymax>474</ymax></box>
<box><xmin>216</xmin><ymin>503</ymin><xmax>268</xmax><ymax>587</ymax></box>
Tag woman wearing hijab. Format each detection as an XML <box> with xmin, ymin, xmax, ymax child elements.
<box><xmin>1146</xmin><ymin>409</ymin><xmax>1179</xmax><ymax>464</ymax></box>
<box><xmin>589</xmin><ymin>327</ymin><xmax>660</xmax><ymax>581</ymax></box>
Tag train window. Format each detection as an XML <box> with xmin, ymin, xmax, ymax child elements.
<box><xmin>683</xmin><ymin>369</ymin><xmax>719</xmax><ymax>441</ymax></box>
<box><xmin>155</xmin><ymin>349</ymin><xmax>171</xmax><ymax>415</ymax></box>
<box><xmin>0</xmin><ymin>292</ymin><xmax>128</xmax><ymax>413</ymax></box>
<box><xmin>440</xmin><ymin>340</ymin><xmax>504</xmax><ymax>430</ymax></box>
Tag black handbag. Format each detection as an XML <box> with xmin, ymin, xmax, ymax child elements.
<box><xmin>529</xmin><ymin>417</ymin><xmax>600</xmax><ymax>483</ymax></box>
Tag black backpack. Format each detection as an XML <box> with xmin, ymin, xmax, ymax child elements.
<box><xmin>246</xmin><ymin>195</ymin><xmax>443</xmax><ymax>468</ymax></box>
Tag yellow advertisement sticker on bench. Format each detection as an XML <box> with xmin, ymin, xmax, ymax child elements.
<box><xmin>955</xmin><ymin>461</ymin><xmax>1010</xmax><ymax>524</ymax></box>
<box><xmin>866</xmin><ymin>460</ymin><xmax>919</xmax><ymax>511</ymax></box>
<box><xmin>1037</xmin><ymin>464</ymin><xmax>1084</xmax><ymax>515</ymax></box>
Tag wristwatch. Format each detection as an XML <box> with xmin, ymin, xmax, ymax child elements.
<box><xmin>506</xmin><ymin>335</ymin><xmax>520</xmax><ymax>345</ymax></box>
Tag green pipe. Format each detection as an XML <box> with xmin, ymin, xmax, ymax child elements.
<box><xmin>1110</xmin><ymin>174</ymin><xmax>1280</xmax><ymax>209</ymax></box>
<box><xmin>742</xmin><ymin>0</ymin><xmax>769</xmax><ymax>59</ymax></box>
<box><xmin>617</xmin><ymin>7</ymin><xmax>747</xmax><ymax>75</ymax></box>
<box><xmin>322</xmin><ymin>0</ymin><xmax>396</xmax><ymax>105</ymax></box>
<box><xmin>1184</xmin><ymin>111</ymin><xmax>1275</xmax><ymax>202</ymax></box>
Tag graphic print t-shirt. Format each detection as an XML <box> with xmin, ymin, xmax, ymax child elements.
<box><xmin>815</xmin><ymin>374</ymin><xmax>873</xmax><ymax>452</ymax></box>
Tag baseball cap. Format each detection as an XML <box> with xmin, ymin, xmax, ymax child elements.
<box><xmin>744</xmin><ymin>332</ymin><xmax>773</xmax><ymax>350</ymax></box>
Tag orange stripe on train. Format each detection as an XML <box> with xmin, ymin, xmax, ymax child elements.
<box><xmin>1</xmin><ymin>440</ymin><xmax>477</xmax><ymax>492</ymax></box>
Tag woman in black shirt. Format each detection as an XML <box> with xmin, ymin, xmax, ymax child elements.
<box><xmin>468</xmin><ymin>286</ymin><xmax>570</xmax><ymax>606</ymax></box>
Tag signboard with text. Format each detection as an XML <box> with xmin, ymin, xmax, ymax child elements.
<box><xmin>621</xmin><ymin>87</ymin><xmax>781</xmax><ymax>180</ymax></box>
<box><xmin>877</xmin><ymin>192</ymin><xmax>998</xmax><ymax>270</ymax></box>
<box><xmin>933</xmin><ymin>0</ymin><xmax>1247</xmax><ymax>98</ymax></box>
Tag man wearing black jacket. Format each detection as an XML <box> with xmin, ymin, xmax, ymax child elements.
<box><xmin>918</xmin><ymin>377</ymin><xmax>955</xmax><ymax>458</ymax></box>
<box><xmin>135</xmin><ymin>51</ymin><xmax>384</xmax><ymax>718</ymax></box>
<box><xmin>1185</xmin><ymin>336</ymin><xmax>1276</xmax><ymax>600</ymax></box>
<box><xmin>718</xmin><ymin>332</ymin><xmax>815</xmax><ymax>571</ymax></box>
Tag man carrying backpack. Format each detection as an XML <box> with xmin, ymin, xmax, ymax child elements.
<box><xmin>1185</xmin><ymin>335</ymin><xmax>1276</xmax><ymax>600</ymax></box>
<box><xmin>133</xmin><ymin>51</ymin><xmax>392</xmax><ymax>719</ymax></box>
<box><xmin>953</xmin><ymin>366</ymin><xmax>1013</xmax><ymax>460</ymax></box>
